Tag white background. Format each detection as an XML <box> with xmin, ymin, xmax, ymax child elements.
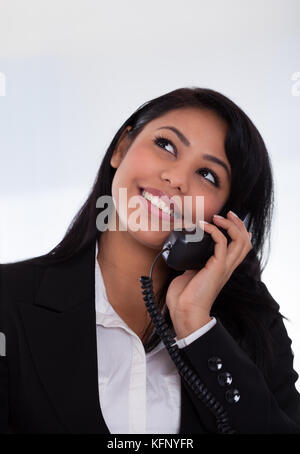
<box><xmin>0</xmin><ymin>0</ymin><xmax>299</xmax><ymax>391</ymax></box>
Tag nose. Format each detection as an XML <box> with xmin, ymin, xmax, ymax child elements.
<box><xmin>161</xmin><ymin>169</ymin><xmax>202</xmax><ymax>226</ymax></box>
<box><xmin>161</xmin><ymin>169</ymin><xmax>188</xmax><ymax>193</ymax></box>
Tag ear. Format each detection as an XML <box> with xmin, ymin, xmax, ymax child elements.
<box><xmin>110</xmin><ymin>126</ymin><xmax>133</xmax><ymax>169</ymax></box>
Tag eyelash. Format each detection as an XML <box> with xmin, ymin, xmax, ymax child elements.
<box><xmin>153</xmin><ymin>134</ymin><xmax>221</xmax><ymax>188</ymax></box>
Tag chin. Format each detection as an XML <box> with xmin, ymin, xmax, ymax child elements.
<box><xmin>127</xmin><ymin>226</ymin><xmax>170</xmax><ymax>250</ymax></box>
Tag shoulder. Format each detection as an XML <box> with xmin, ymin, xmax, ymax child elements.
<box><xmin>0</xmin><ymin>240</ymin><xmax>97</xmax><ymax>314</ymax></box>
<box><xmin>240</xmin><ymin>279</ymin><xmax>295</xmax><ymax>371</ymax></box>
<box><xmin>243</xmin><ymin>279</ymin><xmax>289</xmax><ymax>344</ymax></box>
<box><xmin>219</xmin><ymin>278</ymin><xmax>282</xmax><ymax>334</ymax></box>
<box><xmin>218</xmin><ymin>278</ymin><xmax>288</xmax><ymax>360</ymax></box>
<box><xmin>256</xmin><ymin>280</ymin><xmax>289</xmax><ymax>333</ymax></box>
<box><xmin>0</xmin><ymin>255</ymin><xmax>48</xmax><ymax>310</ymax></box>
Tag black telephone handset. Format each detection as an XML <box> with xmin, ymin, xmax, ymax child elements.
<box><xmin>161</xmin><ymin>210</ymin><xmax>251</xmax><ymax>271</ymax></box>
<box><xmin>140</xmin><ymin>208</ymin><xmax>251</xmax><ymax>434</ymax></box>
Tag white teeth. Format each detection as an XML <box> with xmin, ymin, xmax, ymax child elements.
<box><xmin>142</xmin><ymin>190</ymin><xmax>174</xmax><ymax>216</ymax></box>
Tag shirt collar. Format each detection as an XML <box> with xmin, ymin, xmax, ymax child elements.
<box><xmin>95</xmin><ymin>239</ymin><xmax>115</xmax><ymax>317</ymax></box>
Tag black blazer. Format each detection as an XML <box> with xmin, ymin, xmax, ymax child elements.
<box><xmin>1</xmin><ymin>240</ymin><xmax>300</xmax><ymax>434</ymax></box>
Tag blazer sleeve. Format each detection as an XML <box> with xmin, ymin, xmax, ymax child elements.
<box><xmin>179</xmin><ymin>314</ymin><xmax>300</xmax><ymax>434</ymax></box>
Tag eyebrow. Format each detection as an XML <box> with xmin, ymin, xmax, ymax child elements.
<box><xmin>156</xmin><ymin>125</ymin><xmax>231</xmax><ymax>180</ymax></box>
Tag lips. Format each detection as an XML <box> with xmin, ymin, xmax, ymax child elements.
<box><xmin>139</xmin><ymin>186</ymin><xmax>183</xmax><ymax>218</ymax></box>
<box><xmin>142</xmin><ymin>187</ymin><xmax>169</xmax><ymax>198</ymax></box>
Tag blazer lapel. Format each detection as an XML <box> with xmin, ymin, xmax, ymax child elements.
<box><xmin>17</xmin><ymin>239</ymin><xmax>110</xmax><ymax>433</ymax></box>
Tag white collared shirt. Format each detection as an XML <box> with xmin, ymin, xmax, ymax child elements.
<box><xmin>95</xmin><ymin>240</ymin><xmax>216</xmax><ymax>434</ymax></box>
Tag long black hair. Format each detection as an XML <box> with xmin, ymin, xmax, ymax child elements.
<box><xmin>27</xmin><ymin>87</ymin><xmax>286</xmax><ymax>380</ymax></box>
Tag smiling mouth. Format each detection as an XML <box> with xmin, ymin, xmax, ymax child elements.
<box><xmin>137</xmin><ymin>187</ymin><xmax>200</xmax><ymax>230</ymax></box>
<box><xmin>138</xmin><ymin>186</ymin><xmax>184</xmax><ymax>220</ymax></box>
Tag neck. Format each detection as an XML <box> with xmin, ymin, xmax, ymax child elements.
<box><xmin>97</xmin><ymin>228</ymin><xmax>170</xmax><ymax>294</ymax></box>
<box><xmin>96</xmin><ymin>225</ymin><xmax>171</xmax><ymax>340</ymax></box>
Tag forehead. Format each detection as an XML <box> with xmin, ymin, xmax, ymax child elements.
<box><xmin>146</xmin><ymin>107</ymin><xmax>227</xmax><ymax>132</ymax></box>
<box><xmin>142</xmin><ymin>107</ymin><xmax>229</xmax><ymax>159</ymax></box>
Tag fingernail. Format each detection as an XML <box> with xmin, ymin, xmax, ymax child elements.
<box><xmin>213</xmin><ymin>214</ymin><xmax>224</xmax><ymax>219</ymax></box>
<box><xmin>229</xmin><ymin>210</ymin><xmax>239</xmax><ymax>218</ymax></box>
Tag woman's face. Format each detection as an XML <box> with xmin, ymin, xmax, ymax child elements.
<box><xmin>110</xmin><ymin>107</ymin><xmax>231</xmax><ymax>249</ymax></box>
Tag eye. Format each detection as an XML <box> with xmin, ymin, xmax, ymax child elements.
<box><xmin>153</xmin><ymin>134</ymin><xmax>220</xmax><ymax>187</ymax></box>
<box><xmin>197</xmin><ymin>168</ymin><xmax>220</xmax><ymax>187</ymax></box>
<box><xmin>153</xmin><ymin>135</ymin><xmax>176</xmax><ymax>155</ymax></box>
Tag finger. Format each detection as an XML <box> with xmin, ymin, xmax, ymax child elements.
<box><xmin>226</xmin><ymin>210</ymin><xmax>249</xmax><ymax>233</ymax></box>
<box><xmin>212</xmin><ymin>214</ymin><xmax>249</xmax><ymax>267</ymax></box>
<box><xmin>199</xmin><ymin>219</ymin><xmax>228</xmax><ymax>263</ymax></box>
<box><xmin>212</xmin><ymin>214</ymin><xmax>243</xmax><ymax>244</ymax></box>
<box><xmin>226</xmin><ymin>211</ymin><xmax>253</xmax><ymax>254</ymax></box>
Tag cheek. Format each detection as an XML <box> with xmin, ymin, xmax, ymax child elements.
<box><xmin>126</xmin><ymin>146</ymin><xmax>160</xmax><ymax>183</ymax></box>
<box><xmin>204</xmin><ymin>198</ymin><xmax>225</xmax><ymax>222</ymax></box>
<box><xmin>188</xmin><ymin>191</ymin><xmax>222</xmax><ymax>223</ymax></box>
<box><xmin>131</xmin><ymin>145</ymin><xmax>156</xmax><ymax>166</ymax></box>
<box><xmin>110</xmin><ymin>146</ymin><xmax>155</xmax><ymax>209</ymax></box>
<box><xmin>126</xmin><ymin>146</ymin><xmax>154</xmax><ymax>172</ymax></box>
<box><xmin>112</xmin><ymin>149</ymin><xmax>144</xmax><ymax>188</ymax></box>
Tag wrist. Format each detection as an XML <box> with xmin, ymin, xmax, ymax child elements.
<box><xmin>174</xmin><ymin>315</ymin><xmax>213</xmax><ymax>340</ymax></box>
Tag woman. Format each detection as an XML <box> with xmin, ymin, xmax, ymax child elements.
<box><xmin>1</xmin><ymin>87</ymin><xmax>300</xmax><ymax>434</ymax></box>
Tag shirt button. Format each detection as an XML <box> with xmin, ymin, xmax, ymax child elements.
<box><xmin>217</xmin><ymin>372</ymin><xmax>233</xmax><ymax>386</ymax></box>
<box><xmin>225</xmin><ymin>388</ymin><xmax>241</xmax><ymax>403</ymax></box>
<box><xmin>208</xmin><ymin>356</ymin><xmax>223</xmax><ymax>371</ymax></box>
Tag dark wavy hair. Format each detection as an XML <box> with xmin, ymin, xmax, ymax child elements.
<box><xmin>26</xmin><ymin>87</ymin><xmax>286</xmax><ymax>380</ymax></box>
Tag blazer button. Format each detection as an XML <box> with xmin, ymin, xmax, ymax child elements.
<box><xmin>208</xmin><ymin>356</ymin><xmax>223</xmax><ymax>371</ymax></box>
<box><xmin>217</xmin><ymin>372</ymin><xmax>233</xmax><ymax>386</ymax></box>
<box><xmin>225</xmin><ymin>388</ymin><xmax>240</xmax><ymax>403</ymax></box>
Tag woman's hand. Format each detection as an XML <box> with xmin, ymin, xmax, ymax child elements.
<box><xmin>166</xmin><ymin>210</ymin><xmax>253</xmax><ymax>340</ymax></box>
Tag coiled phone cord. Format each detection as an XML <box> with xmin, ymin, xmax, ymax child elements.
<box><xmin>139</xmin><ymin>247</ymin><xmax>236</xmax><ymax>435</ymax></box>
